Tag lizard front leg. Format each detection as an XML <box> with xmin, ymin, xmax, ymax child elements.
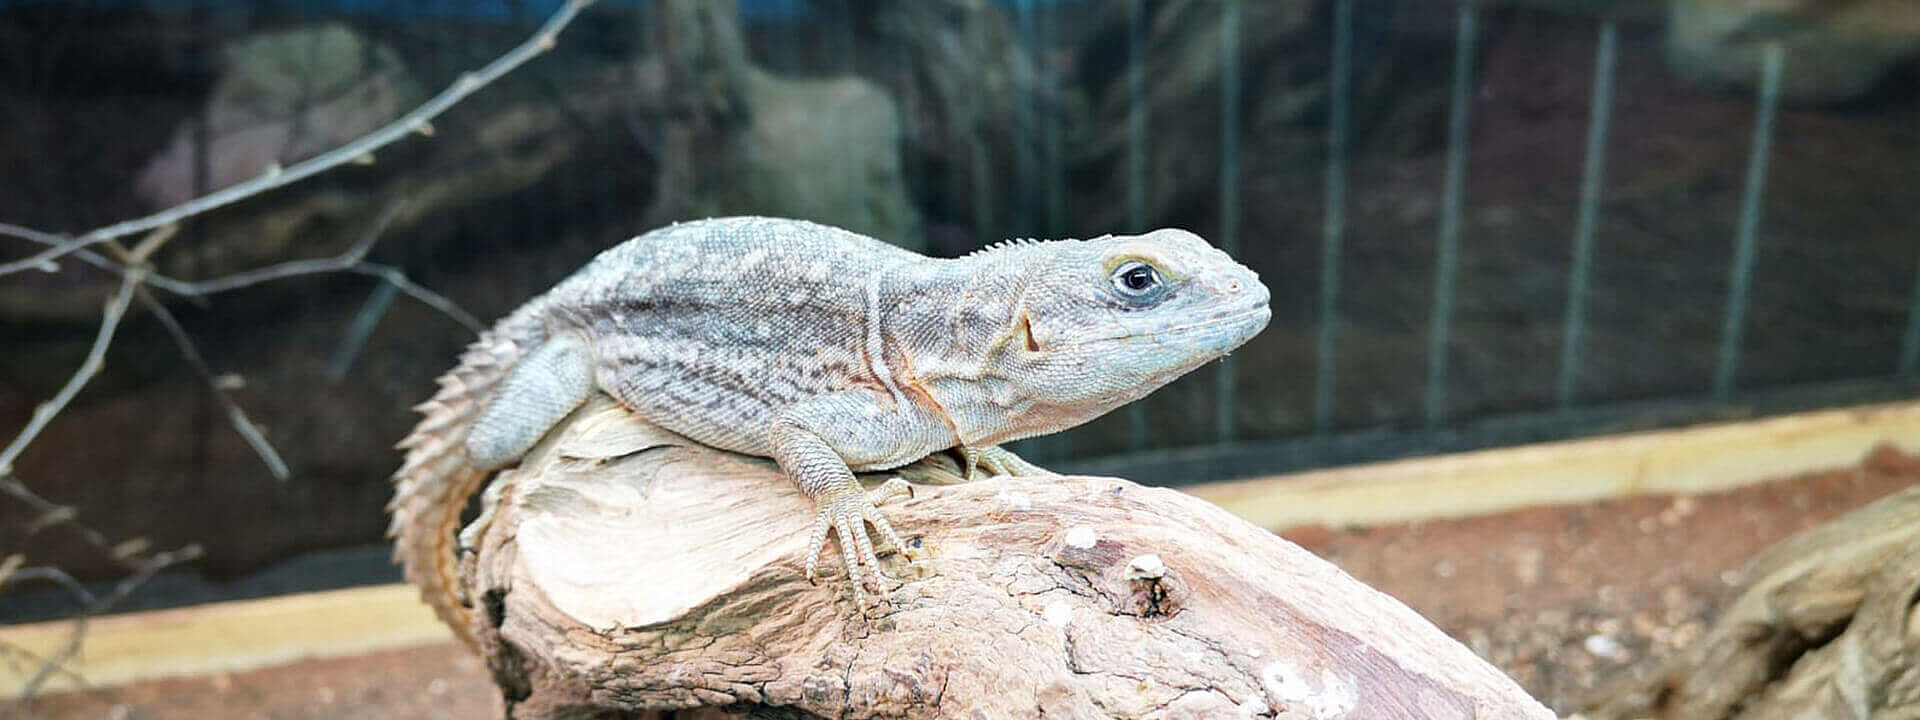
<box><xmin>770</xmin><ymin>391</ymin><xmax>950</xmax><ymax>609</ymax></box>
<box><xmin>960</xmin><ymin>444</ymin><xmax>1054</xmax><ymax>481</ymax></box>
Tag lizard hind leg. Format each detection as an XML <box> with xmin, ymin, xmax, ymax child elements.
<box><xmin>466</xmin><ymin>333</ymin><xmax>596</xmax><ymax>470</ymax></box>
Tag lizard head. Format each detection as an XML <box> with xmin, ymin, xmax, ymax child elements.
<box><xmin>975</xmin><ymin>228</ymin><xmax>1270</xmax><ymax>438</ymax></box>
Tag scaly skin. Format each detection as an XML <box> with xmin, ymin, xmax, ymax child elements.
<box><xmin>389</xmin><ymin>216</ymin><xmax>1270</xmax><ymax>644</ymax></box>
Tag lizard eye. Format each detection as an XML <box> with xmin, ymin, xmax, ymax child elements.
<box><xmin>1111</xmin><ymin>261</ymin><xmax>1167</xmax><ymax>303</ymax></box>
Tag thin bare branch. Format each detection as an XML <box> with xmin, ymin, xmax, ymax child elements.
<box><xmin>0</xmin><ymin>640</ymin><xmax>91</xmax><ymax>692</ymax></box>
<box><xmin>350</xmin><ymin>263</ymin><xmax>485</xmax><ymax>333</ymax></box>
<box><xmin>135</xmin><ymin>287</ymin><xmax>291</xmax><ymax>481</ymax></box>
<box><xmin>13</xmin><ymin>200</ymin><xmax>477</xmax><ymax>334</ymax></box>
<box><xmin>0</xmin><ymin>545</ymin><xmax>202</xmax><ymax>710</ymax></box>
<box><xmin>0</xmin><ymin>268</ymin><xmax>145</xmax><ymax>474</ymax></box>
<box><xmin>175</xmin><ymin>196</ymin><xmax>404</xmax><ymax>295</ymax></box>
<box><xmin>2</xmin><ymin>223</ymin><xmax>206</xmax><ymax>300</ymax></box>
<box><xmin>0</xmin><ymin>478</ymin><xmax>107</xmax><ymax>563</ymax></box>
<box><xmin>0</xmin><ymin>566</ymin><xmax>95</xmax><ymax>607</ymax></box>
<box><xmin>0</xmin><ymin>222</ymin><xmax>63</xmax><ymax>246</ymax></box>
<box><xmin>0</xmin><ymin>0</ymin><xmax>593</xmax><ymax>277</ymax></box>
<box><xmin>0</xmin><ymin>4</ymin><xmax>594</xmax><ymax>709</ymax></box>
<box><xmin>0</xmin><ymin>234</ymin><xmax>97</xmax><ymax>276</ymax></box>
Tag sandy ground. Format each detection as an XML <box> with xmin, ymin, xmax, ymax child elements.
<box><xmin>16</xmin><ymin>446</ymin><xmax>1917</xmax><ymax>719</ymax></box>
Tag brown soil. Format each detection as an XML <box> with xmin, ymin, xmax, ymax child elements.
<box><xmin>19</xmin><ymin>644</ymin><xmax>497</xmax><ymax>720</ymax></box>
<box><xmin>19</xmin><ymin>447</ymin><xmax>1919</xmax><ymax>719</ymax></box>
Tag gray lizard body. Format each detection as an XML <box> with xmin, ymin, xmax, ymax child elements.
<box><xmin>390</xmin><ymin>216</ymin><xmax>1270</xmax><ymax>646</ymax></box>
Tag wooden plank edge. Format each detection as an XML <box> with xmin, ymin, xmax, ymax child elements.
<box><xmin>0</xmin><ymin>583</ymin><xmax>450</xmax><ymax>699</ymax></box>
<box><xmin>1186</xmin><ymin>399</ymin><xmax>1920</xmax><ymax>531</ymax></box>
<box><xmin>7</xmin><ymin>399</ymin><xmax>1918</xmax><ymax>697</ymax></box>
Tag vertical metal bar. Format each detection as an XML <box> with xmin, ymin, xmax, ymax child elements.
<box><xmin>1042</xmin><ymin>5</ymin><xmax>1066</xmax><ymax>238</ymax></box>
<box><xmin>1427</xmin><ymin>5</ymin><xmax>1476</xmax><ymax>429</ymax></box>
<box><xmin>1215</xmin><ymin>0</ymin><xmax>1243</xmax><ymax>444</ymax></box>
<box><xmin>1039</xmin><ymin>3</ymin><xmax>1070</xmax><ymax>461</ymax></box>
<box><xmin>1013</xmin><ymin>0</ymin><xmax>1039</xmax><ymax>234</ymax></box>
<box><xmin>1556</xmin><ymin>20</ymin><xmax>1617</xmax><ymax>409</ymax></box>
<box><xmin>1127</xmin><ymin>0</ymin><xmax>1152</xmax><ymax>451</ymax></box>
<box><xmin>1315</xmin><ymin>0</ymin><xmax>1354</xmax><ymax>435</ymax></box>
<box><xmin>968</xmin><ymin>6</ymin><xmax>994</xmax><ymax>245</ymax></box>
<box><xmin>1714</xmin><ymin>43</ymin><xmax>1784</xmax><ymax>399</ymax></box>
<box><xmin>1900</xmin><ymin>241</ymin><xmax>1920</xmax><ymax>375</ymax></box>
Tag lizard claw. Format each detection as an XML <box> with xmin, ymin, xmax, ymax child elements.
<box><xmin>802</xmin><ymin>478</ymin><xmax>914</xmax><ymax>610</ymax></box>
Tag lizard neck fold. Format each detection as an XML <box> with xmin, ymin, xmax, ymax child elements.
<box><xmin>863</xmin><ymin>266</ymin><xmax>911</xmax><ymax>412</ymax></box>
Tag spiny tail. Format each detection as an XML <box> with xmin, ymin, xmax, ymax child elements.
<box><xmin>388</xmin><ymin>303</ymin><xmax>549</xmax><ymax>649</ymax></box>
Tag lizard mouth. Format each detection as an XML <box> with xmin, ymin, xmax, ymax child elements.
<box><xmin>1061</xmin><ymin>303</ymin><xmax>1272</xmax><ymax>350</ymax></box>
<box><xmin>1159</xmin><ymin>304</ymin><xmax>1271</xmax><ymax>337</ymax></box>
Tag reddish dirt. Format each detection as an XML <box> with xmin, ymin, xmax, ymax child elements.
<box><xmin>19</xmin><ymin>446</ymin><xmax>1919</xmax><ymax>718</ymax></box>
<box><xmin>19</xmin><ymin>644</ymin><xmax>496</xmax><ymax>720</ymax></box>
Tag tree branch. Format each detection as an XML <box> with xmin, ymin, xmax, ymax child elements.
<box><xmin>0</xmin><ymin>0</ymin><xmax>594</xmax><ymax>277</ymax></box>
<box><xmin>0</xmin><ymin>245</ymin><xmax>154</xmax><ymax>475</ymax></box>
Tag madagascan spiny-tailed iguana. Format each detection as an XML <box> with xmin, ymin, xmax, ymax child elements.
<box><xmin>389</xmin><ymin>216</ymin><xmax>1271</xmax><ymax>646</ymax></box>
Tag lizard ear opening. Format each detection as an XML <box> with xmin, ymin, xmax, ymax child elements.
<box><xmin>1018</xmin><ymin>313</ymin><xmax>1040</xmax><ymax>352</ymax></box>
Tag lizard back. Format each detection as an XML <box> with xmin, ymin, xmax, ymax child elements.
<box><xmin>557</xmin><ymin>217</ymin><xmax>928</xmax><ymax>460</ymax></box>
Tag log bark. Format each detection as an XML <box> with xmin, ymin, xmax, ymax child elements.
<box><xmin>1581</xmin><ymin>480</ymin><xmax>1920</xmax><ymax>720</ymax></box>
<box><xmin>458</xmin><ymin>397</ymin><xmax>1554</xmax><ymax>719</ymax></box>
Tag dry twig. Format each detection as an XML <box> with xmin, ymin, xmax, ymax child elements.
<box><xmin>0</xmin><ymin>235</ymin><xmax>157</xmax><ymax>475</ymax></box>
<box><xmin>0</xmin><ymin>0</ymin><xmax>594</xmax><ymax>277</ymax></box>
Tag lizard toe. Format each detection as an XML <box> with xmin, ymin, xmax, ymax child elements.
<box><xmin>868</xmin><ymin>476</ymin><xmax>914</xmax><ymax>506</ymax></box>
<box><xmin>974</xmin><ymin>445</ymin><xmax>1053</xmax><ymax>478</ymax></box>
<box><xmin>803</xmin><ymin>503</ymin><xmax>833</xmax><ymax>585</ymax></box>
<box><xmin>830</xmin><ymin>505</ymin><xmax>872</xmax><ymax>607</ymax></box>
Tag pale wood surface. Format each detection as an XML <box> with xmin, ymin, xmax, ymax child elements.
<box><xmin>464</xmin><ymin>397</ymin><xmax>1555</xmax><ymax>719</ymax></box>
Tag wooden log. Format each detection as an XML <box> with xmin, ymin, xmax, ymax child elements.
<box><xmin>459</xmin><ymin>397</ymin><xmax>1555</xmax><ymax>719</ymax></box>
<box><xmin>1580</xmin><ymin>481</ymin><xmax>1920</xmax><ymax>720</ymax></box>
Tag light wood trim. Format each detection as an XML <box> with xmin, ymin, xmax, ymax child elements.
<box><xmin>1187</xmin><ymin>400</ymin><xmax>1920</xmax><ymax>531</ymax></box>
<box><xmin>0</xmin><ymin>584</ymin><xmax>450</xmax><ymax>698</ymax></box>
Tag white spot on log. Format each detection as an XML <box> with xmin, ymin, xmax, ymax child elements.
<box><xmin>1127</xmin><ymin>553</ymin><xmax>1166</xmax><ymax>579</ymax></box>
<box><xmin>995</xmin><ymin>487</ymin><xmax>1032</xmax><ymax>511</ymax></box>
<box><xmin>1260</xmin><ymin>660</ymin><xmax>1357</xmax><ymax>719</ymax></box>
<box><xmin>1042</xmin><ymin>600</ymin><xmax>1073</xmax><ymax>627</ymax></box>
<box><xmin>1238</xmin><ymin>697</ymin><xmax>1271</xmax><ymax>718</ymax></box>
<box><xmin>1064</xmin><ymin>526</ymin><xmax>1098</xmax><ymax>549</ymax></box>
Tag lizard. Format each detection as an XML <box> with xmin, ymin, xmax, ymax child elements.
<box><xmin>388</xmin><ymin>215</ymin><xmax>1271</xmax><ymax>647</ymax></box>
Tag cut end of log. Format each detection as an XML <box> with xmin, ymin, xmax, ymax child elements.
<box><xmin>456</xmin><ymin>397</ymin><xmax>1554</xmax><ymax>719</ymax></box>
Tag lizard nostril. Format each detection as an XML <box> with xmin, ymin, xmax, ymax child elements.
<box><xmin>1225</xmin><ymin>279</ymin><xmax>1242</xmax><ymax>294</ymax></box>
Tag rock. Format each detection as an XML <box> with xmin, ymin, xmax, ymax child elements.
<box><xmin>686</xmin><ymin>68</ymin><xmax>923</xmax><ymax>251</ymax></box>
<box><xmin>135</xmin><ymin>23</ymin><xmax>424</xmax><ymax>209</ymax></box>
<box><xmin>864</xmin><ymin>0</ymin><xmax>1055</xmax><ymax>247</ymax></box>
<box><xmin>1666</xmin><ymin>0</ymin><xmax>1920</xmax><ymax>104</ymax></box>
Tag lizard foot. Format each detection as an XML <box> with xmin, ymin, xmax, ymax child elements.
<box><xmin>962</xmin><ymin>444</ymin><xmax>1055</xmax><ymax>480</ymax></box>
<box><xmin>803</xmin><ymin>478</ymin><xmax>913</xmax><ymax>610</ymax></box>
